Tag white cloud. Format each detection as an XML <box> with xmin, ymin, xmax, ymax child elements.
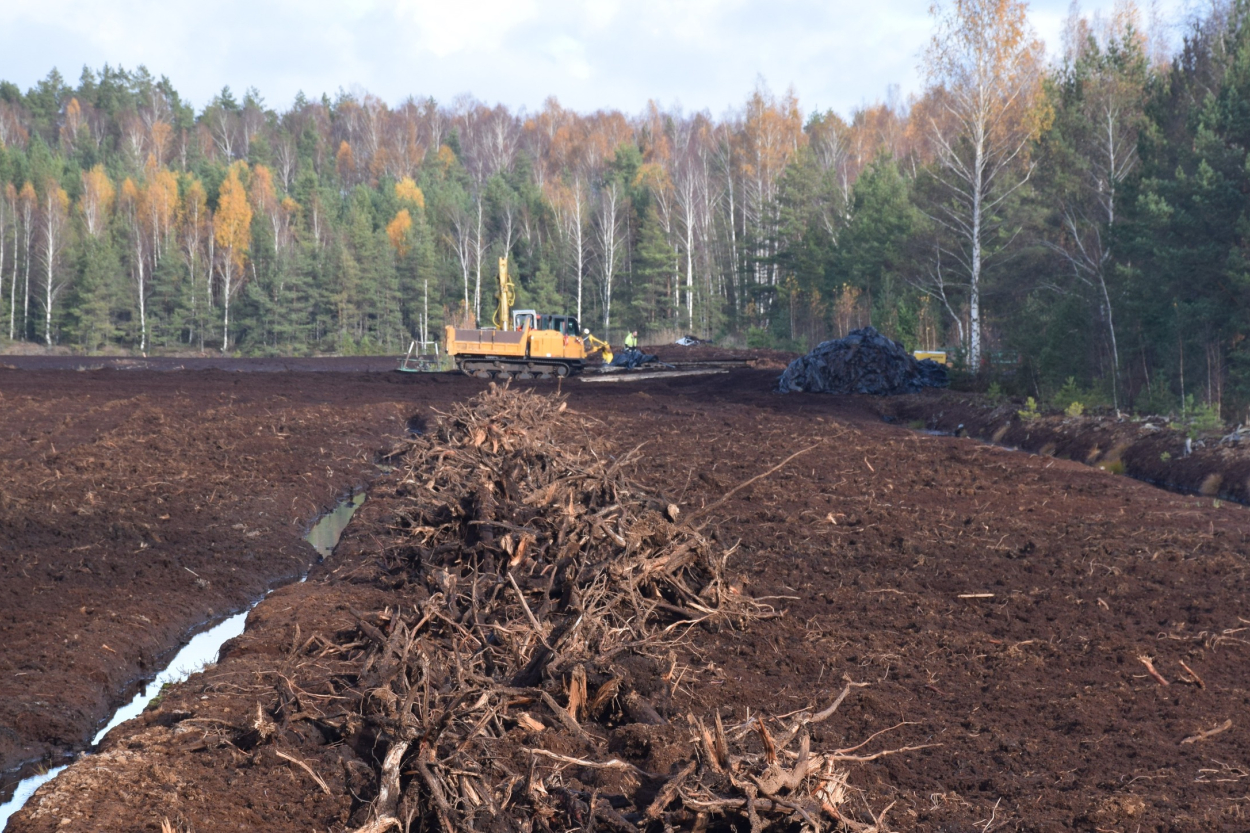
<box><xmin>543</xmin><ymin>35</ymin><xmax>593</xmax><ymax>81</ymax></box>
<box><xmin>391</xmin><ymin>0</ymin><xmax>541</xmax><ymax>56</ymax></box>
<box><xmin>0</xmin><ymin>0</ymin><xmax>1190</xmax><ymax>118</ymax></box>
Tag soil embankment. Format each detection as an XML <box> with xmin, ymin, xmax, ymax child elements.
<box><xmin>7</xmin><ymin>369</ymin><xmax>1250</xmax><ymax>831</ymax></box>
<box><xmin>885</xmin><ymin>390</ymin><xmax>1250</xmax><ymax>504</ymax></box>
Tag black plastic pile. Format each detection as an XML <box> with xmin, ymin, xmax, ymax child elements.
<box><xmin>778</xmin><ymin>326</ymin><xmax>949</xmax><ymax>395</ymax></box>
<box><xmin>610</xmin><ymin>348</ymin><xmax>659</xmax><ymax>369</ymax></box>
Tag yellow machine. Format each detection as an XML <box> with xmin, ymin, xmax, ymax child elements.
<box><xmin>445</xmin><ymin>257</ymin><xmax>613</xmax><ymax>378</ymax></box>
<box><xmin>913</xmin><ymin>350</ymin><xmax>950</xmax><ymax>366</ymax></box>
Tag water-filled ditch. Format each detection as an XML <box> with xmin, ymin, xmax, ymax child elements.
<box><xmin>0</xmin><ymin>492</ymin><xmax>366</xmax><ymax>830</ymax></box>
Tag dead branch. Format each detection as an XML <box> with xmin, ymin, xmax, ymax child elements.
<box><xmin>274</xmin><ymin>749</ymin><xmax>331</xmax><ymax>795</ymax></box>
<box><xmin>692</xmin><ymin>440</ymin><xmax>825</xmax><ymax>521</ymax></box>
<box><xmin>1138</xmin><ymin>655</ymin><xmax>1170</xmax><ymax>686</ymax></box>
<box><xmin>527</xmin><ymin>748</ymin><xmax>651</xmax><ymax>777</ymax></box>
<box><xmin>1181</xmin><ymin>719</ymin><xmax>1233</xmax><ymax>745</ymax></box>
<box><xmin>1178</xmin><ymin>659</ymin><xmax>1206</xmax><ymax>689</ymax></box>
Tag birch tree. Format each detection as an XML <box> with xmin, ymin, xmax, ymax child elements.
<box><xmin>673</xmin><ymin>118</ymin><xmax>714</xmax><ymax>330</ymax></box>
<box><xmin>545</xmin><ymin>116</ymin><xmax>592</xmax><ymax>323</ymax></box>
<box><xmin>38</xmin><ymin>182</ymin><xmax>70</xmax><ymax>346</ymax></box>
<box><xmin>546</xmin><ymin>177</ymin><xmax>590</xmax><ymax>323</ymax></box>
<box><xmin>144</xmin><ymin>161</ymin><xmax>179</xmax><ymax>269</ymax></box>
<box><xmin>120</xmin><ymin>179</ymin><xmax>151</xmax><ymax>352</ymax></box>
<box><xmin>739</xmin><ymin>86</ymin><xmax>804</xmax><ymax>298</ymax></box>
<box><xmin>0</xmin><ymin>185</ymin><xmax>6</xmax><ymax>340</ymax></box>
<box><xmin>79</xmin><ymin>165</ymin><xmax>114</xmax><ymax>239</ymax></box>
<box><xmin>1047</xmin><ymin>2</ymin><xmax>1148</xmax><ymax>406</ymax></box>
<box><xmin>924</xmin><ymin>0</ymin><xmax>1048</xmax><ymax>368</ymax></box>
<box><xmin>214</xmin><ymin>164</ymin><xmax>252</xmax><ymax>352</ymax></box>
<box><xmin>180</xmin><ymin>178</ymin><xmax>209</xmax><ymax>350</ymax></box>
<box><xmin>5</xmin><ymin>184</ymin><xmax>15</xmax><ymax>341</ymax></box>
<box><xmin>18</xmin><ymin>182</ymin><xmax>35</xmax><ymax>341</ymax></box>
<box><xmin>450</xmin><ymin>199</ymin><xmax>478</xmax><ymax>320</ymax></box>
<box><xmin>595</xmin><ymin>178</ymin><xmax>626</xmax><ymax>332</ymax></box>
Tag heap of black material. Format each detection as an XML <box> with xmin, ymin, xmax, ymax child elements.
<box><xmin>610</xmin><ymin>348</ymin><xmax>659</xmax><ymax>369</ymax></box>
<box><xmin>778</xmin><ymin>326</ymin><xmax>949</xmax><ymax>395</ymax></box>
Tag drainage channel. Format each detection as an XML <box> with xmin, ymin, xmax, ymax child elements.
<box><xmin>0</xmin><ymin>492</ymin><xmax>366</xmax><ymax>831</ymax></box>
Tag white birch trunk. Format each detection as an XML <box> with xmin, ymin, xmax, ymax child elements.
<box><xmin>22</xmin><ymin>202</ymin><xmax>33</xmax><ymax>340</ymax></box>
<box><xmin>473</xmin><ymin>197</ymin><xmax>484</xmax><ymax>322</ymax></box>
<box><xmin>574</xmin><ymin>180</ymin><xmax>585</xmax><ymax>324</ymax></box>
<box><xmin>9</xmin><ymin>217</ymin><xmax>16</xmax><ymax>341</ymax></box>
<box><xmin>0</xmin><ymin>197</ymin><xmax>6</xmax><ymax>341</ymax></box>
<box><xmin>221</xmin><ymin>255</ymin><xmax>233</xmax><ymax>353</ymax></box>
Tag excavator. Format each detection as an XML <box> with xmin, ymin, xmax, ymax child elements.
<box><xmin>444</xmin><ymin>257</ymin><xmax>613</xmax><ymax>379</ymax></box>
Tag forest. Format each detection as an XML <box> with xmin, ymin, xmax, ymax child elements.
<box><xmin>2</xmin><ymin>0</ymin><xmax>1250</xmax><ymax>417</ymax></box>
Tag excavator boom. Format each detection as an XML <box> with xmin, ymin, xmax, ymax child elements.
<box><xmin>582</xmin><ymin>334</ymin><xmax>613</xmax><ymax>364</ymax></box>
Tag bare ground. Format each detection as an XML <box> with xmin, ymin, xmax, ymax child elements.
<box><xmin>3</xmin><ymin>363</ymin><xmax>1250</xmax><ymax>831</ymax></box>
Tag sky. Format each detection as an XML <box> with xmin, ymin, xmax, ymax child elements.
<box><xmin>0</xmin><ymin>0</ymin><xmax>1190</xmax><ymax>118</ymax></box>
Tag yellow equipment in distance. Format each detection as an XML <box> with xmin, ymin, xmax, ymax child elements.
<box><xmin>445</xmin><ymin>257</ymin><xmax>613</xmax><ymax>379</ymax></box>
<box><xmin>491</xmin><ymin>256</ymin><xmax>516</xmax><ymax>330</ymax></box>
<box><xmin>912</xmin><ymin>350</ymin><xmax>950</xmax><ymax>366</ymax></box>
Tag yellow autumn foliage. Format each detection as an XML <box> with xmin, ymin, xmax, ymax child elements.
<box><xmin>386</xmin><ymin>209</ymin><xmax>413</xmax><ymax>258</ymax></box>
<box><xmin>395</xmin><ymin>177</ymin><xmax>425</xmax><ymax>210</ymax></box>
<box><xmin>214</xmin><ymin>167</ymin><xmax>252</xmax><ymax>269</ymax></box>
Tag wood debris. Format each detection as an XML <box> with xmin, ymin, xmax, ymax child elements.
<box><xmin>231</xmin><ymin>385</ymin><xmax>912</xmax><ymax>832</ymax></box>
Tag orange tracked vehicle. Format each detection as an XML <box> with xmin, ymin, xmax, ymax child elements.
<box><xmin>445</xmin><ymin>258</ymin><xmax>612</xmax><ymax>379</ymax></box>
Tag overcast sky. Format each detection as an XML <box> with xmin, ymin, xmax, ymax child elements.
<box><xmin>0</xmin><ymin>0</ymin><xmax>1189</xmax><ymax>118</ymax></box>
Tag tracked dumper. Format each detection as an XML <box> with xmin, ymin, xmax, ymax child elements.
<box><xmin>445</xmin><ymin>257</ymin><xmax>612</xmax><ymax>379</ymax></box>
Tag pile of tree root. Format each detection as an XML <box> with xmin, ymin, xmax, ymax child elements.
<box><xmin>268</xmin><ymin>385</ymin><xmax>916</xmax><ymax>832</ymax></box>
<box><xmin>778</xmin><ymin>327</ymin><xmax>948</xmax><ymax>396</ymax></box>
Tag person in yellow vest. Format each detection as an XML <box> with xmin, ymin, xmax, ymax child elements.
<box><xmin>624</xmin><ymin>330</ymin><xmax>638</xmax><ymax>351</ymax></box>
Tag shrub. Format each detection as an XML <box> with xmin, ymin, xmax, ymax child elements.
<box><xmin>1190</xmin><ymin>400</ymin><xmax>1224</xmax><ymax>434</ymax></box>
<box><xmin>1051</xmin><ymin>375</ymin><xmax>1112</xmax><ymax>411</ymax></box>
<box><xmin>1133</xmin><ymin>385</ymin><xmax>1176</xmax><ymax>417</ymax></box>
<box><xmin>1053</xmin><ymin>377</ymin><xmax>1082</xmax><ymax>411</ymax></box>
<box><xmin>745</xmin><ymin>327</ymin><xmax>773</xmax><ymax>349</ymax></box>
<box><xmin>1018</xmin><ymin>397</ymin><xmax>1040</xmax><ymax>421</ymax></box>
<box><xmin>1065</xmin><ymin>401</ymin><xmax>1084</xmax><ymax>418</ymax></box>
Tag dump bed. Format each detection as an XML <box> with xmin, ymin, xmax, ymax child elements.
<box><xmin>446</xmin><ymin>327</ymin><xmax>528</xmax><ymax>358</ymax></box>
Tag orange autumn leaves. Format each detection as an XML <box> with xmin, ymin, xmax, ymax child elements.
<box><xmin>79</xmin><ymin>165</ymin><xmax>114</xmax><ymax>238</ymax></box>
<box><xmin>386</xmin><ymin>177</ymin><xmax>425</xmax><ymax>258</ymax></box>
<box><xmin>215</xmin><ymin>163</ymin><xmax>252</xmax><ymax>272</ymax></box>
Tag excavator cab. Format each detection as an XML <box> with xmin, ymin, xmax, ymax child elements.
<box><xmin>512</xmin><ymin>309</ymin><xmax>537</xmax><ymax>331</ymax></box>
<box><xmin>514</xmin><ymin>310</ymin><xmax>587</xmax><ymax>337</ymax></box>
<box><xmin>530</xmin><ymin>313</ymin><xmax>580</xmax><ymax>336</ymax></box>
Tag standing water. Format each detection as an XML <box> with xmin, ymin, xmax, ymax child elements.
<box><xmin>0</xmin><ymin>493</ymin><xmax>366</xmax><ymax>830</ymax></box>
<box><xmin>305</xmin><ymin>492</ymin><xmax>366</xmax><ymax>558</ymax></box>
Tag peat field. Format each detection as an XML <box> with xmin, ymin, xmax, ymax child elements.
<box><xmin>2</xmin><ymin>359</ymin><xmax>1248</xmax><ymax>832</ymax></box>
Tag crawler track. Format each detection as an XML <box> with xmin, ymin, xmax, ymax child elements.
<box><xmin>456</xmin><ymin>357</ymin><xmax>581</xmax><ymax>379</ymax></box>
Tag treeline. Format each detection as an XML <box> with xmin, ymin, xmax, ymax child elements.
<box><xmin>5</xmin><ymin>0</ymin><xmax>1250</xmax><ymax>416</ymax></box>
